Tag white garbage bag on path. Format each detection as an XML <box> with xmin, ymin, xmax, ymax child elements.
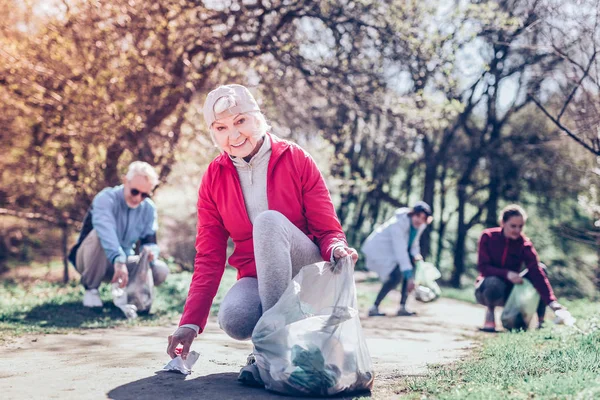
<box><xmin>251</xmin><ymin>257</ymin><xmax>374</xmax><ymax>396</ymax></box>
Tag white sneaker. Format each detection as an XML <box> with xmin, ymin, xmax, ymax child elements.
<box><xmin>83</xmin><ymin>289</ymin><xmax>103</xmax><ymax>308</ymax></box>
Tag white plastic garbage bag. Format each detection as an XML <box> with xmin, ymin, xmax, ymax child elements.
<box><xmin>111</xmin><ymin>248</ymin><xmax>154</xmax><ymax>319</ymax></box>
<box><xmin>111</xmin><ymin>283</ymin><xmax>138</xmax><ymax>319</ymax></box>
<box><xmin>415</xmin><ymin>285</ymin><xmax>437</xmax><ymax>303</ymax></box>
<box><xmin>501</xmin><ymin>278</ymin><xmax>540</xmax><ymax>330</ymax></box>
<box><xmin>414</xmin><ymin>261</ymin><xmax>442</xmax><ymax>302</ymax></box>
<box><xmin>251</xmin><ymin>257</ymin><xmax>374</xmax><ymax>396</ymax></box>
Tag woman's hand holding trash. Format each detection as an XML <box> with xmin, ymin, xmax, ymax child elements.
<box><xmin>507</xmin><ymin>271</ymin><xmax>524</xmax><ymax>285</ymax></box>
<box><xmin>548</xmin><ymin>301</ymin><xmax>564</xmax><ymax>311</ymax></box>
<box><xmin>167</xmin><ymin>326</ymin><xmax>197</xmax><ymax>360</ymax></box>
<box><xmin>333</xmin><ymin>247</ymin><xmax>359</xmax><ymax>264</ymax></box>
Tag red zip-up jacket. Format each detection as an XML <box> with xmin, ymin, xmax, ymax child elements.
<box><xmin>477</xmin><ymin>227</ymin><xmax>556</xmax><ymax>305</ymax></box>
<box><xmin>179</xmin><ymin>134</ymin><xmax>348</xmax><ymax>332</ymax></box>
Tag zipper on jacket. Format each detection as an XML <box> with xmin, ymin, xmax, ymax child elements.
<box><xmin>501</xmin><ymin>237</ymin><xmax>509</xmax><ymax>268</ymax></box>
<box><xmin>122</xmin><ymin>208</ymin><xmax>130</xmax><ymax>241</ymax></box>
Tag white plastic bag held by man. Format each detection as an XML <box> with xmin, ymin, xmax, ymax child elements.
<box><xmin>111</xmin><ymin>248</ymin><xmax>155</xmax><ymax>319</ymax></box>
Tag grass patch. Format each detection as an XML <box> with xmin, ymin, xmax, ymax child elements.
<box><xmin>398</xmin><ymin>299</ymin><xmax>600</xmax><ymax>399</ymax></box>
<box><xmin>0</xmin><ymin>266</ymin><xmax>237</xmax><ymax>340</ymax></box>
<box><xmin>440</xmin><ymin>284</ymin><xmax>477</xmax><ymax>304</ymax></box>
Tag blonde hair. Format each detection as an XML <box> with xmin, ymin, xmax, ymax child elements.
<box><xmin>126</xmin><ymin>161</ymin><xmax>159</xmax><ymax>187</ymax></box>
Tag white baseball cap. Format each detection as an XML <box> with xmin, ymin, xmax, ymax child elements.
<box><xmin>202</xmin><ymin>84</ymin><xmax>261</xmax><ymax>127</ymax></box>
<box><xmin>413</xmin><ymin>201</ymin><xmax>432</xmax><ymax>216</ymax></box>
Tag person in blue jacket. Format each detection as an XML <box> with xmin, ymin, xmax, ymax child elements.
<box><xmin>68</xmin><ymin>161</ymin><xmax>169</xmax><ymax>308</ymax></box>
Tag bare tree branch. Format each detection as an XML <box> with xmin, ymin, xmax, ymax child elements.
<box><xmin>529</xmin><ymin>95</ymin><xmax>599</xmax><ymax>155</ymax></box>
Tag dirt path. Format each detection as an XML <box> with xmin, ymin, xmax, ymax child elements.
<box><xmin>0</xmin><ymin>295</ymin><xmax>483</xmax><ymax>400</ymax></box>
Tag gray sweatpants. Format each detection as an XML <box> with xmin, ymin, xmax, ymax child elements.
<box><xmin>75</xmin><ymin>229</ymin><xmax>169</xmax><ymax>289</ymax></box>
<box><xmin>217</xmin><ymin>210</ymin><xmax>323</xmax><ymax>340</ymax></box>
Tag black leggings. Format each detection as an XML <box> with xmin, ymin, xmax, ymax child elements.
<box><xmin>374</xmin><ymin>265</ymin><xmax>410</xmax><ymax>307</ymax></box>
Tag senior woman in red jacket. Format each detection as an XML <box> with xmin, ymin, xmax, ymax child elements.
<box><xmin>166</xmin><ymin>84</ymin><xmax>358</xmax><ymax>384</ymax></box>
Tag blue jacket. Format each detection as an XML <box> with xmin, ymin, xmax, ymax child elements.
<box><xmin>69</xmin><ymin>185</ymin><xmax>159</xmax><ymax>267</ymax></box>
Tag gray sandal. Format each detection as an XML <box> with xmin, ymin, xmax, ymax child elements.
<box><xmin>397</xmin><ymin>308</ymin><xmax>416</xmax><ymax>316</ymax></box>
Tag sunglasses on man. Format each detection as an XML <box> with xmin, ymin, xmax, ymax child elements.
<box><xmin>130</xmin><ymin>188</ymin><xmax>152</xmax><ymax>199</ymax></box>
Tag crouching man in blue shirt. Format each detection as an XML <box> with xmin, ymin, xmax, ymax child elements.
<box><xmin>68</xmin><ymin>161</ymin><xmax>169</xmax><ymax>308</ymax></box>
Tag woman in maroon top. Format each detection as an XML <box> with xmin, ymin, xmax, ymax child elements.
<box><xmin>475</xmin><ymin>204</ymin><xmax>564</xmax><ymax>331</ymax></box>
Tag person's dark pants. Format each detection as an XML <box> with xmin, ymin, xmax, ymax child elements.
<box><xmin>475</xmin><ymin>264</ymin><xmax>550</xmax><ymax>321</ymax></box>
<box><xmin>374</xmin><ymin>265</ymin><xmax>412</xmax><ymax>307</ymax></box>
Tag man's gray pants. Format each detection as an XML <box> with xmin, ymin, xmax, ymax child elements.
<box><xmin>75</xmin><ymin>229</ymin><xmax>169</xmax><ymax>289</ymax></box>
<box><xmin>217</xmin><ymin>210</ymin><xmax>323</xmax><ymax>341</ymax></box>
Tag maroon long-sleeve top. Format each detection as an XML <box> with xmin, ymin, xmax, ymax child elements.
<box><xmin>477</xmin><ymin>227</ymin><xmax>556</xmax><ymax>305</ymax></box>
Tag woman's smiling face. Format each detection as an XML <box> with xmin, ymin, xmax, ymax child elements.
<box><xmin>211</xmin><ymin>113</ymin><xmax>264</xmax><ymax>157</ymax></box>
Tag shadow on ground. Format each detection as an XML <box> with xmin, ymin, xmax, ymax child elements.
<box><xmin>6</xmin><ymin>301</ymin><xmax>158</xmax><ymax>329</ymax></box>
<box><xmin>107</xmin><ymin>372</ymin><xmax>372</xmax><ymax>400</ymax></box>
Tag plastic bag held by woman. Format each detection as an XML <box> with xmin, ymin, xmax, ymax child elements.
<box><xmin>501</xmin><ymin>277</ymin><xmax>540</xmax><ymax>330</ymax></box>
<box><xmin>414</xmin><ymin>261</ymin><xmax>442</xmax><ymax>302</ymax></box>
<box><xmin>251</xmin><ymin>257</ymin><xmax>374</xmax><ymax>396</ymax></box>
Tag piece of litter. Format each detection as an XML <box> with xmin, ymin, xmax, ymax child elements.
<box><xmin>554</xmin><ymin>309</ymin><xmax>576</xmax><ymax>326</ymax></box>
<box><xmin>518</xmin><ymin>268</ymin><xmax>529</xmax><ymax>278</ymax></box>
<box><xmin>111</xmin><ymin>283</ymin><xmax>138</xmax><ymax>320</ymax></box>
<box><xmin>162</xmin><ymin>351</ymin><xmax>200</xmax><ymax>375</ymax></box>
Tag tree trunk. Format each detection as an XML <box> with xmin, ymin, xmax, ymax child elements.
<box><xmin>597</xmin><ymin>234</ymin><xmax>600</xmax><ymax>290</ymax></box>
<box><xmin>486</xmin><ymin>161</ymin><xmax>501</xmax><ymax>227</ymax></box>
<box><xmin>350</xmin><ymin>194</ymin><xmax>369</xmax><ymax>246</ymax></box>
<box><xmin>403</xmin><ymin>161</ymin><xmax>417</xmax><ymax>205</ymax></box>
<box><xmin>435</xmin><ymin>219</ymin><xmax>447</xmax><ymax>270</ymax></box>
<box><xmin>421</xmin><ymin>157</ymin><xmax>437</xmax><ymax>258</ymax></box>
<box><xmin>62</xmin><ymin>225</ymin><xmax>69</xmax><ymax>283</ymax></box>
<box><xmin>451</xmin><ymin>183</ymin><xmax>468</xmax><ymax>288</ymax></box>
<box><xmin>336</xmin><ymin>191</ymin><xmax>356</xmax><ymax>230</ymax></box>
<box><xmin>435</xmin><ymin>168</ymin><xmax>449</xmax><ymax>270</ymax></box>
<box><xmin>369</xmin><ymin>194</ymin><xmax>383</xmax><ymax>228</ymax></box>
<box><xmin>104</xmin><ymin>142</ymin><xmax>124</xmax><ymax>187</ymax></box>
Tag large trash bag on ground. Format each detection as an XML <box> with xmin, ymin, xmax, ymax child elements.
<box><xmin>414</xmin><ymin>261</ymin><xmax>442</xmax><ymax>302</ymax></box>
<box><xmin>252</xmin><ymin>257</ymin><xmax>374</xmax><ymax>397</ymax></box>
<box><xmin>112</xmin><ymin>248</ymin><xmax>154</xmax><ymax>319</ymax></box>
<box><xmin>501</xmin><ymin>279</ymin><xmax>540</xmax><ymax>331</ymax></box>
